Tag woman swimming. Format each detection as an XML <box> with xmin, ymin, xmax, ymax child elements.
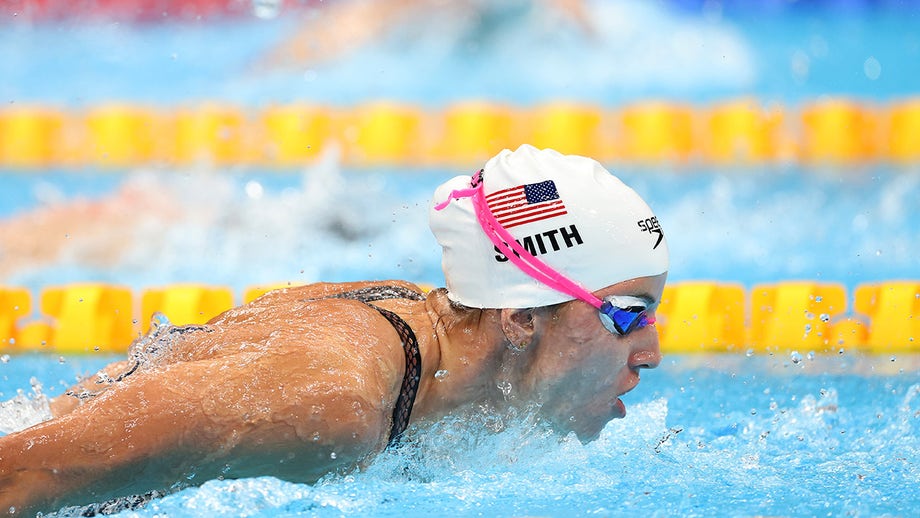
<box><xmin>0</xmin><ymin>145</ymin><xmax>668</xmax><ymax>515</ymax></box>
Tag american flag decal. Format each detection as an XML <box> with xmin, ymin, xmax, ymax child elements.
<box><xmin>485</xmin><ymin>180</ymin><xmax>568</xmax><ymax>229</ymax></box>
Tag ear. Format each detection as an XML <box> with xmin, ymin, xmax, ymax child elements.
<box><xmin>499</xmin><ymin>308</ymin><xmax>535</xmax><ymax>350</ymax></box>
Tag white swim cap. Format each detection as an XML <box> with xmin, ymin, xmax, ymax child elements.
<box><xmin>429</xmin><ymin>144</ymin><xmax>669</xmax><ymax>309</ymax></box>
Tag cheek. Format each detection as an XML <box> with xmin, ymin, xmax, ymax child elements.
<box><xmin>552</xmin><ymin>306</ymin><xmax>602</xmax><ymax>346</ymax></box>
<box><xmin>537</xmin><ymin>311</ymin><xmax>610</xmax><ymax>374</ymax></box>
<box><xmin>541</xmin><ymin>308</ymin><xmax>632</xmax><ymax>376</ymax></box>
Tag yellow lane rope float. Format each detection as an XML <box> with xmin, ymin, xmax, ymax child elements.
<box><xmin>2</xmin><ymin>98</ymin><xmax>920</xmax><ymax>169</ymax></box>
<box><xmin>1</xmin><ymin>281</ymin><xmax>917</xmax><ymax>355</ymax></box>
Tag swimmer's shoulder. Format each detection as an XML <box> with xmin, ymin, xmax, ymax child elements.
<box><xmin>253</xmin><ymin>280</ymin><xmax>429</xmax><ymax>304</ymax></box>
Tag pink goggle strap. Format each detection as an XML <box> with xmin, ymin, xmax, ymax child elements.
<box><xmin>434</xmin><ymin>172</ymin><xmax>604</xmax><ymax>310</ymax></box>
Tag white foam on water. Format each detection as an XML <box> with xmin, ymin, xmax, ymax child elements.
<box><xmin>0</xmin><ymin>377</ymin><xmax>52</xmax><ymax>434</ymax></box>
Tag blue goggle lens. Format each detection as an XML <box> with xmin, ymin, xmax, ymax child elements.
<box><xmin>598</xmin><ymin>296</ymin><xmax>653</xmax><ymax>336</ymax></box>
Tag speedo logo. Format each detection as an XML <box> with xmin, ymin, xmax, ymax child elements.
<box><xmin>494</xmin><ymin>224</ymin><xmax>584</xmax><ymax>262</ymax></box>
<box><xmin>638</xmin><ymin>217</ymin><xmax>664</xmax><ymax>249</ymax></box>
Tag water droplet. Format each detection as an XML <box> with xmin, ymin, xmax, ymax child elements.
<box><xmin>0</xmin><ymin>354</ymin><xmax>9</xmax><ymax>363</ymax></box>
<box><xmin>864</xmin><ymin>56</ymin><xmax>881</xmax><ymax>80</ymax></box>
<box><xmin>790</xmin><ymin>351</ymin><xmax>803</xmax><ymax>364</ymax></box>
<box><xmin>815</xmin><ymin>296</ymin><xmax>823</xmax><ymax>303</ymax></box>
<box><xmin>330</xmin><ymin>452</ymin><xmax>337</xmax><ymax>460</ymax></box>
<box><xmin>58</xmin><ymin>356</ymin><xmax>66</xmax><ymax>364</ymax></box>
<box><xmin>312</xmin><ymin>432</ymin><xmax>321</xmax><ymax>442</ymax></box>
<box><xmin>769</xmin><ymin>401</ymin><xmax>778</xmax><ymax>411</ymax></box>
<box><xmin>803</xmin><ymin>324</ymin><xmax>812</xmax><ymax>337</ymax></box>
<box><xmin>875</xmin><ymin>249</ymin><xmax>882</xmax><ymax>257</ymax></box>
<box><xmin>750</xmin><ymin>408</ymin><xmax>757</xmax><ymax>416</ymax></box>
<box><xmin>819</xmin><ymin>313</ymin><xmax>830</xmax><ymax>323</ymax></box>
<box><xmin>434</xmin><ymin>369</ymin><xmax>450</xmax><ymax>381</ymax></box>
<box><xmin>745</xmin><ymin>348</ymin><xmax>754</xmax><ymax>357</ymax></box>
<box><xmin>245</xmin><ymin>180</ymin><xmax>264</xmax><ymax>199</ymax></box>
<box><xmin>497</xmin><ymin>381</ymin><xmax>513</xmax><ymax>397</ymax></box>
<box><xmin>890</xmin><ymin>356</ymin><xmax>897</xmax><ymax>362</ymax></box>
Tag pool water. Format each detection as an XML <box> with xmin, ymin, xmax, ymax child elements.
<box><xmin>2</xmin><ymin>352</ymin><xmax>918</xmax><ymax>516</ymax></box>
<box><xmin>3</xmin><ymin>165</ymin><xmax>919</xmax><ymax>298</ymax></box>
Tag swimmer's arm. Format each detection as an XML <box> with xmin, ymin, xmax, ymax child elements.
<box><xmin>0</xmin><ymin>354</ymin><xmax>391</xmax><ymax>516</ymax></box>
<box><xmin>258</xmin><ymin>0</ymin><xmax>417</xmax><ymax>70</ymax></box>
<box><xmin>48</xmin><ymin>359</ymin><xmax>136</xmax><ymax>417</ymax></box>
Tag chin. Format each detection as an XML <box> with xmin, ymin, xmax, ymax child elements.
<box><xmin>575</xmin><ymin>426</ymin><xmax>603</xmax><ymax>444</ymax></box>
<box><xmin>554</xmin><ymin>414</ymin><xmax>606</xmax><ymax>443</ymax></box>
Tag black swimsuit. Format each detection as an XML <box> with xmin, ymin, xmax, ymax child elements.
<box><xmin>330</xmin><ymin>285</ymin><xmax>425</xmax><ymax>446</ymax></box>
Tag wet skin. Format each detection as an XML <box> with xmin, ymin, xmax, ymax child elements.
<box><xmin>503</xmin><ymin>274</ymin><xmax>666</xmax><ymax>441</ymax></box>
<box><xmin>0</xmin><ymin>275</ymin><xmax>666</xmax><ymax>515</ymax></box>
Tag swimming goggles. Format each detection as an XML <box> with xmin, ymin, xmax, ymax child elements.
<box><xmin>435</xmin><ymin>170</ymin><xmax>656</xmax><ymax>337</ymax></box>
<box><xmin>598</xmin><ymin>295</ymin><xmax>655</xmax><ymax>336</ymax></box>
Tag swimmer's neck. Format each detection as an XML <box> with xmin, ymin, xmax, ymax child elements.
<box><xmin>414</xmin><ymin>290</ymin><xmax>525</xmax><ymax>419</ymax></box>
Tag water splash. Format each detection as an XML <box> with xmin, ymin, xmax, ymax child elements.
<box><xmin>18</xmin><ymin>361</ymin><xmax>920</xmax><ymax>517</ymax></box>
<box><xmin>5</xmin><ymin>149</ymin><xmax>441</xmax><ymax>294</ymax></box>
<box><xmin>0</xmin><ymin>377</ymin><xmax>52</xmax><ymax>434</ymax></box>
<box><xmin>126</xmin><ymin>312</ymin><xmax>184</xmax><ymax>366</ymax></box>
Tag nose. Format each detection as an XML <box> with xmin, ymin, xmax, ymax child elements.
<box><xmin>628</xmin><ymin>327</ymin><xmax>662</xmax><ymax>371</ymax></box>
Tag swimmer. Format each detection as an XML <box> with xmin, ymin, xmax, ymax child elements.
<box><xmin>0</xmin><ymin>145</ymin><xmax>668</xmax><ymax>515</ymax></box>
<box><xmin>0</xmin><ymin>174</ymin><xmax>181</xmax><ymax>279</ymax></box>
<box><xmin>260</xmin><ymin>0</ymin><xmax>595</xmax><ymax>70</ymax></box>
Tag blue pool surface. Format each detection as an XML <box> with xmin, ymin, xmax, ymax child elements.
<box><xmin>1</xmin><ymin>2</ymin><xmax>919</xmax><ymax>105</ymax></box>
<box><xmin>2</xmin><ymin>353</ymin><xmax>918</xmax><ymax>516</ymax></box>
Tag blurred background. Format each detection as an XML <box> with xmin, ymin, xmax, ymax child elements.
<box><xmin>0</xmin><ymin>0</ymin><xmax>919</xmax><ymax>353</ymax></box>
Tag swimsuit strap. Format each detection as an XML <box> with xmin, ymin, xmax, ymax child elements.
<box><xmin>330</xmin><ymin>285</ymin><xmax>424</xmax><ymax>446</ymax></box>
<box><xmin>366</xmin><ymin>305</ymin><xmax>421</xmax><ymax>446</ymax></box>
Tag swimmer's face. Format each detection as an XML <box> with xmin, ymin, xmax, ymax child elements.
<box><xmin>521</xmin><ymin>273</ymin><xmax>666</xmax><ymax>442</ymax></box>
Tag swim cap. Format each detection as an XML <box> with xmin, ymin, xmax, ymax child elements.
<box><xmin>429</xmin><ymin>144</ymin><xmax>669</xmax><ymax>309</ymax></box>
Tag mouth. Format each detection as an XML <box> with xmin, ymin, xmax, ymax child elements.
<box><xmin>611</xmin><ymin>397</ymin><xmax>626</xmax><ymax>418</ymax></box>
<box><xmin>610</xmin><ymin>378</ymin><xmax>640</xmax><ymax>419</ymax></box>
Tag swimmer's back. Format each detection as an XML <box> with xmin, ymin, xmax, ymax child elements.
<box><xmin>158</xmin><ymin>280</ymin><xmax>426</xmax><ymax>361</ymax></box>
